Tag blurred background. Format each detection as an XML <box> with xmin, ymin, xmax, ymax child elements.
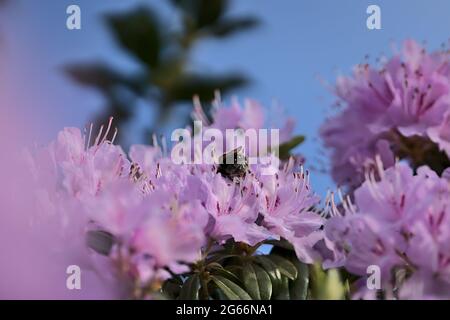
<box><xmin>1</xmin><ymin>0</ymin><xmax>450</xmax><ymax>197</ymax></box>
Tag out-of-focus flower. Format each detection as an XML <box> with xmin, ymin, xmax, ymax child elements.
<box><xmin>321</xmin><ymin>40</ymin><xmax>450</xmax><ymax>189</ymax></box>
<box><xmin>130</xmin><ymin>192</ymin><xmax>208</xmax><ymax>282</ymax></box>
<box><xmin>48</xmin><ymin>119</ymin><xmax>130</xmax><ymax>198</ymax></box>
<box><xmin>192</xmin><ymin>96</ymin><xmax>295</xmax><ymax>158</ymax></box>
<box><xmin>323</xmin><ymin>161</ymin><xmax>450</xmax><ymax>299</ymax></box>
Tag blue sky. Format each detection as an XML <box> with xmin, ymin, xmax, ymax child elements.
<box><xmin>1</xmin><ymin>0</ymin><xmax>450</xmax><ymax>196</ymax></box>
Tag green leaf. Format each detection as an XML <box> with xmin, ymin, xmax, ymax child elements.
<box><xmin>172</xmin><ymin>0</ymin><xmax>227</xmax><ymax>28</ymax></box>
<box><xmin>207</xmin><ymin>17</ymin><xmax>260</xmax><ymax>38</ymax></box>
<box><xmin>196</xmin><ymin>0</ymin><xmax>227</xmax><ymax>28</ymax></box>
<box><xmin>64</xmin><ymin>63</ymin><xmax>146</xmax><ymax>96</ymax></box>
<box><xmin>289</xmin><ymin>260</ymin><xmax>309</xmax><ymax>300</ymax></box>
<box><xmin>277</xmin><ymin>135</ymin><xmax>305</xmax><ymax>160</ymax></box>
<box><xmin>344</xmin><ymin>279</ymin><xmax>351</xmax><ymax>300</ymax></box>
<box><xmin>179</xmin><ymin>274</ymin><xmax>201</xmax><ymax>300</ymax></box>
<box><xmin>242</xmin><ymin>263</ymin><xmax>260</xmax><ymax>300</ymax></box>
<box><xmin>242</xmin><ymin>263</ymin><xmax>272</xmax><ymax>300</ymax></box>
<box><xmin>274</xmin><ymin>276</ymin><xmax>290</xmax><ymax>300</ymax></box>
<box><xmin>161</xmin><ymin>277</ymin><xmax>182</xmax><ymax>299</ymax></box>
<box><xmin>211</xmin><ymin>287</ymin><xmax>229</xmax><ymax>300</ymax></box>
<box><xmin>264</xmin><ymin>239</ymin><xmax>294</xmax><ymax>251</ymax></box>
<box><xmin>206</xmin><ymin>262</ymin><xmax>223</xmax><ymax>270</ymax></box>
<box><xmin>309</xmin><ymin>264</ymin><xmax>345</xmax><ymax>300</ymax></box>
<box><xmin>253</xmin><ymin>256</ymin><xmax>282</xmax><ymax>296</ymax></box>
<box><xmin>323</xmin><ymin>269</ymin><xmax>345</xmax><ymax>300</ymax></box>
<box><xmin>105</xmin><ymin>7</ymin><xmax>162</xmax><ymax>68</ymax></box>
<box><xmin>211</xmin><ymin>275</ymin><xmax>252</xmax><ymax>300</ymax></box>
<box><xmin>64</xmin><ymin>63</ymin><xmax>123</xmax><ymax>92</ymax></box>
<box><xmin>268</xmin><ymin>255</ymin><xmax>298</xmax><ymax>280</ymax></box>
<box><xmin>225</xmin><ymin>265</ymin><xmax>244</xmax><ymax>277</ymax></box>
<box><xmin>209</xmin><ymin>265</ymin><xmax>243</xmax><ymax>287</ymax></box>
<box><xmin>206</xmin><ymin>253</ymin><xmax>240</xmax><ymax>264</ymax></box>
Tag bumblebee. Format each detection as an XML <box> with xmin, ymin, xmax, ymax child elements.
<box><xmin>217</xmin><ymin>147</ymin><xmax>249</xmax><ymax>180</ymax></box>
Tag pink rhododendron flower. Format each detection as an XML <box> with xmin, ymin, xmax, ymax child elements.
<box><xmin>321</xmin><ymin>40</ymin><xmax>450</xmax><ymax>189</ymax></box>
<box><xmin>193</xmin><ymin>172</ymin><xmax>273</xmax><ymax>245</ymax></box>
<box><xmin>16</xmin><ymin>95</ymin><xmax>327</xmax><ymax>299</ymax></box>
<box><xmin>323</xmin><ymin>161</ymin><xmax>450</xmax><ymax>299</ymax></box>
<box><xmin>256</xmin><ymin>160</ymin><xmax>323</xmax><ymax>263</ymax></box>
<box><xmin>130</xmin><ymin>194</ymin><xmax>208</xmax><ymax>276</ymax></box>
<box><xmin>51</xmin><ymin>120</ymin><xmax>130</xmax><ymax>198</ymax></box>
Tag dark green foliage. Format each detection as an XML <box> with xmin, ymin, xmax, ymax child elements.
<box><xmin>254</xmin><ymin>256</ymin><xmax>283</xmax><ymax>295</ymax></box>
<box><xmin>65</xmin><ymin>0</ymin><xmax>259</xmax><ymax>145</ymax></box>
<box><xmin>106</xmin><ymin>7</ymin><xmax>162</xmax><ymax>68</ymax></box>
<box><xmin>179</xmin><ymin>274</ymin><xmax>201</xmax><ymax>300</ymax></box>
<box><xmin>161</xmin><ymin>277</ymin><xmax>183</xmax><ymax>299</ymax></box>
<box><xmin>211</xmin><ymin>275</ymin><xmax>252</xmax><ymax>300</ymax></box>
<box><xmin>289</xmin><ymin>258</ymin><xmax>309</xmax><ymax>299</ymax></box>
<box><xmin>278</xmin><ymin>135</ymin><xmax>305</xmax><ymax>160</ymax></box>
<box><xmin>242</xmin><ymin>262</ymin><xmax>272</xmax><ymax>300</ymax></box>
<box><xmin>267</xmin><ymin>255</ymin><xmax>298</xmax><ymax>280</ymax></box>
<box><xmin>269</xmin><ymin>243</ymin><xmax>310</xmax><ymax>300</ymax></box>
<box><xmin>160</xmin><ymin>239</ymin><xmax>312</xmax><ymax>300</ymax></box>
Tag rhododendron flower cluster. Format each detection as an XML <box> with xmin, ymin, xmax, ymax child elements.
<box><xmin>323</xmin><ymin>161</ymin><xmax>450</xmax><ymax>299</ymax></box>
<box><xmin>319</xmin><ymin>39</ymin><xmax>450</xmax><ymax>300</ymax></box>
<box><xmin>321</xmin><ymin>40</ymin><xmax>450</xmax><ymax>189</ymax></box>
<box><xmin>25</xmin><ymin>99</ymin><xmax>323</xmax><ymax>299</ymax></box>
<box><xmin>11</xmin><ymin>39</ymin><xmax>450</xmax><ymax>300</ymax></box>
